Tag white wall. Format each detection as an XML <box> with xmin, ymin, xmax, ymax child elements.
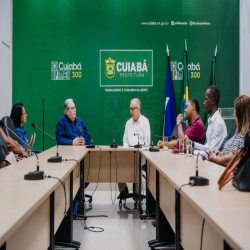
<box><xmin>240</xmin><ymin>0</ymin><xmax>250</xmax><ymax>96</ymax></box>
<box><xmin>0</xmin><ymin>0</ymin><xmax>12</xmax><ymax>118</ymax></box>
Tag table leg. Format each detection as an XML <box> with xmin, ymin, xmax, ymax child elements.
<box><xmin>0</xmin><ymin>243</ymin><xmax>6</xmax><ymax>250</ymax></box>
<box><xmin>79</xmin><ymin>159</ymin><xmax>85</xmax><ymax>215</ymax></box>
<box><xmin>55</xmin><ymin>171</ymin><xmax>80</xmax><ymax>248</ymax></box>
<box><xmin>49</xmin><ymin>192</ymin><xmax>55</xmax><ymax>250</ymax></box>
<box><xmin>138</xmin><ymin>152</ymin><xmax>143</xmax><ymax>215</ymax></box>
<box><xmin>224</xmin><ymin>241</ymin><xmax>234</xmax><ymax>250</ymax></box>
<box><xmin>175</xmin><ymin>189</ymin><xmax>181</xmax><ymax>250</ymax></box>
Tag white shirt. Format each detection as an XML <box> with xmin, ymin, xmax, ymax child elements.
<box><xmin>123</xmin><ymin>114</ymin><xmax>151</xmax><ymax>147</ymax></box>
<box><xmin>194</xmin><ymin>110</ymin><xmax>227</xmax><ymax>151</ymax></box>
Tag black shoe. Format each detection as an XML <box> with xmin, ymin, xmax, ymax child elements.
<box><xmin>117</xmin><ymin>186</ymin><xmax>129</xmax><ymax>199</ymax></box>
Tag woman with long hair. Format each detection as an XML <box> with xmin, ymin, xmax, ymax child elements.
<box><xmin>209</xmin><ymin>95</ymin><xmax>250</xmax><ymax>166</ymax></box>
<box><xmin>10</xmin><ymin>102</ymin><xmax>30</xmax><ymax>150</ymax></box>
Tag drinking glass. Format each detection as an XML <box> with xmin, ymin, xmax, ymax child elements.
<box><xmin>163</xmin><ymin>137</ymin><xmax>168</xmax><ymax>151</ymax></box>
<box><xmin>179</xmin><ymin>139</ymin><xmax>184</xmax><ymax>155</ymax></box>
<box><xmin>186</xmin><ymin>139</ymin><xmax>193</xmax><ymax>157</ymax></box>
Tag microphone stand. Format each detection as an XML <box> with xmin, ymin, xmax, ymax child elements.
<box><xmin>134</xmin><ymin>133</ymin><xmax>142</xmax><ymax>148</ymax></box>
<box><xmin>110</xmin><ymin>130</ymin><xmax>118</xmax><ymax>148</ymax></box>
<box><xmin>42</xmin><ymin>99</ymin><xmax>45</xmax><ymax>151</ymax></box>
<box><xmin>0</xmin><ymin>123</ymin><xmax>44</xmax><ymax>180</ymax></box>
<box><xmin>149</xmin><ymin>135</ymin><xmax>175</xmax><ymax>152</ymax></box>
<box><xmin>189</xmin><ymin>153</ymin><xmax>209</xmax><ymax>186</ymax></box>
<box><xmin>31</xmin><ymin>123</ymin><xmax>62</xmax><ymax>163</ymax></box>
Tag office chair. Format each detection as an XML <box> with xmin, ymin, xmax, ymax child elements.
<box><xmin>2</xmin><ymin>116</ymin><xmax>21</xmax><ymax>144</ymax></box>
<box><xmin>118</xmin><ymin>183</ymin><xmax>145</xmax><ymax>209</ymax></box>
<box><xmin>228</xmin><ymin>125</ymin><xmax>237</xmax><ymax>140</ymax></box>
<box><xmin>84</xmin><ymin>183</ymin><xmax>92</xmax><ymax>203</ymax></box>
<box><xmin>170</xmin><ymin>121</ymin><xmax>188</xmax><ymax>140</ymax></box>
<box><xmin>0</xmin><ymin>132</ymin><xmax>9</xmax><ymax>168</ymax></box>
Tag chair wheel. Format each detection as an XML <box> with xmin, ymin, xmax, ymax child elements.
<box><xmin>134</xmin><ymin>201</ymin><xmax>138</xmax><ymax>208</ymax></box>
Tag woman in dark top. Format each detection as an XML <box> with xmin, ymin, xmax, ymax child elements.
<box><xmin>10</xmin><ymin>103</ymin><xmax>30</xmax><ymax>150</ymax></box>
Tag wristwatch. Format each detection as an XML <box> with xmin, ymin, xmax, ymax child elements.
<box><xmin>177</xmin><ymin>120</ymin><xmax>181</xmax><ymax>126</ymax></box>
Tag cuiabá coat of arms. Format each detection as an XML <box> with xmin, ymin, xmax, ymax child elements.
<box><xmin>105</xmin><ymin>57</ymin><xmax>116</xmax><ymax>79</ymax></box>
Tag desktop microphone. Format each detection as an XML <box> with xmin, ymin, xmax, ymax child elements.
<box><xmin>31</xmin><ymin>123</ymin><xmax>62</xmax><ymax>162</ymax></box>
<box><xmin>149</xmin><ymin>135</ymin><xmax>175</xmax><ymax>152</ymax></box>
<box><xmin>110</xmin><ymin>130</ymin><xmax>118</xmax><ymax>148</ymax></box>
<box><xmin>73</xmin><ymin>123</ymin><xmax>95</xmax><ymax>148</ymax></box>
<box><xmin>0</xmin><ymin>121</ymin><xmax>44</xmax><ymax>180</ymax></box>
<box><xmin>134</xmin><ymin>133</ymin><xmax>142</xmax><ymax>148</ymax></box>
<box><xmin>189</xmin><ymin>153</ymin><xmax>209</xmax><ymax>186</ymax></box>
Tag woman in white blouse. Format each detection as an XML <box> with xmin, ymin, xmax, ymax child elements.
<box><xmin>209</xmin><ymin>95</ymin><xmax>250</xmax><ymax>167</ymax></box>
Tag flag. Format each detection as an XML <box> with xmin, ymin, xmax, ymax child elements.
<box><xmin>210</xmin><ymin>56</ymin><xmax>217</xmax><ymax>86</ymax></box>
<box><xmin>205</xmin><ymin>49</ymin><xmax>217</xmax><ymax>129</ymax></box>
<box><xmin>182</xmin><ymin>40</ymin><xmax>189</xmax><ymax>120</ymax></box>
<box><xmin>163</xmin><ymin>54</ymin><xmax>177</xmax><ymax>137</ymax></box>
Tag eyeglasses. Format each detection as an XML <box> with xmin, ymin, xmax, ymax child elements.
<box><xmin>68</xmin><ymin>107</ymin><xmax>76</xmax><ymax>111</ymax></box>
<box><xmin>22</xmin><ymin>113</ymin><xmax>27</xmax><ymax>116</ymax></box>
<box><xmin>130</xmin><ymin>107</ymin><xmax>138</xmax><ymax>112</ymax></box>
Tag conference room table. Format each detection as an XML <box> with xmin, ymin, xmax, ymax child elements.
<box><xmin>0</xmin><ymin>145</ymin><xmax>142</xmax><ymax>250</ymax></box>
<box><xmin>0</xmin><ymin>145</ymin><xmax>249</xmax><ymax>250</ymax></box>
<box><xmin>143</xmin><ymin>149</ymin><xmax>250</xmax><ymax>250</ymax></box>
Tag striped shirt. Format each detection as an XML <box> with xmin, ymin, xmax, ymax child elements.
<box><xmin>222</xmin><ymin>132</ymin><xmax>244</xmax><ymax>156</ymax></box>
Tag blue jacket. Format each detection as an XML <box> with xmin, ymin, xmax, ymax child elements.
<box><xmin>16</xmin><ymin>126</ymin><xmax>29</xmax><ymax>149</ymax></box>
<box><xmin>56</xmin><ymin>115</ymin><xmax>90</xmax><ymax>145</ymax></box>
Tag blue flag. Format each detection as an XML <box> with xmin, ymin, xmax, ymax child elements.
<box><xmin>164</xmin><ymin>57</ymin><xmax>176</xmax><ymax>137</ymax></box>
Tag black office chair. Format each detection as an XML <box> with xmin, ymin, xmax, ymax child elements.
<box><xmin>0</xmin><ymin>132</ymin><xmax>9</xmax><ymax>167</ymax></box>
<box><xmin>118</xmin><ymin>183</ymin><xmax>145</xmax><ymax>209</ymax></box>
<box><xmin>2</xmin><ymin>116</ymin><xmax>21</xmax><ymax>144</ymax></box>
<box><xmin>84</xmin><ymin>183</ymin><xmax>92</xmax><ymax>203</ymax></box>
<box><xmin>170</xmin><ymin>121</ymin><xmax>188</xmax><ymax>140</ymax></box>
<box><xmin>228</xmin><ymin>125</ymin><xmax>237</xmax><ymax>140</ymax></box>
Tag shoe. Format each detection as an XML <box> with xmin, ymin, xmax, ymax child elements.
<box><xmin>151</xmin><ymin>220</ymin><xmax>156</xmax><ymax>227</ymax></box>
<box><xmin>117</xmin><ymin>185</ymin><xmax>129</xmax><ymax>199</ymax></box>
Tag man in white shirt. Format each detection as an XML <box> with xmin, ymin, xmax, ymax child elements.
<box><xmin>193</xmin><ymin>86</ymin><xmax>227</xmax><ymax>153</ymax></box>
<box><xmin>118</xmin><ymin>98</ymin><xmax>151</xmax><ymax>199</ymax></box>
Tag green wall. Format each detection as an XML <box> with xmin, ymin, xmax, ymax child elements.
<box><xmin>13</xmin><ymin>0</ymin><xmax>239</xmax><ymax>150</ymax></box>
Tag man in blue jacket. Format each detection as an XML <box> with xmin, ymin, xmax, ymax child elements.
<box><xmin>56</xmin><ymin>99</ymin><xmax>90</xmax><ymax>146</ymax></box>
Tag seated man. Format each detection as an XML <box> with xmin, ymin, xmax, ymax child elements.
<box><xmin>118</xmin><ymin>98</ymin><xmax>151</xmax><ymax>198</ymax></box>
<box><xmin>56</xmin><ymin>99</ymin><xmax>90</xmax><ymax>145</ymax></box>
<box><xmin>193</xmin><ymin>86</ymin><xmax>227</xmax><ymax>153</ymax></box>
<box><xmin>157</xmin><ymin>98</ymin><xmax>206</xmax><ymax>149</ymax></box>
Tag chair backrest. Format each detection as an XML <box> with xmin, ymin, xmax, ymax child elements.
<box><xmin>170</xmin><ymin>121</ymin><xmax>188</xmax><ymax>140</ymax></box>
<box><xmin>228</xmin><ymin>125</ymin><xmax>237</xmax><ymax>140</ymax></box>
<box><xmin>2</xmin><ymin>116</ymin><xmax>21</xmax><ymax>144</ymax></box>
<box><xmin>0</xmin><ymin>132</ymin><xmax>8</xmax><ymax>164</ymax></box>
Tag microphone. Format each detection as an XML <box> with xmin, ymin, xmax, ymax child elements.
<box><xmin>189</xmin><ymin>153</ymin><xmax>209</xmax><ymax>186</ymax></box>
<box><xmin>134</xmin><ymin>133</ymin><xmax>142</xmax><ymax>148</ymax></box>
<box><xmin>31</xmin><ymin>123</ymin><xmax>62</xmax><ymax>163</ymax></box>
<box><xmin>110</xmin><ymin>130</ymin><xmax>118</xmax><ymax>148</ymax></box>
<box><xmin>73</xmin><ymin>123</ymin><xmax>95</xmax><ymax>148</ymax></box>
<box><xmin>0</xmin><ymin>121</ymin><xmax>44</xmax><ymax>180</ymax></box>
<box><xmin>149</xmin><ymin>135</ymin><xmax>176</xmax><ymax>152</ymax></box>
